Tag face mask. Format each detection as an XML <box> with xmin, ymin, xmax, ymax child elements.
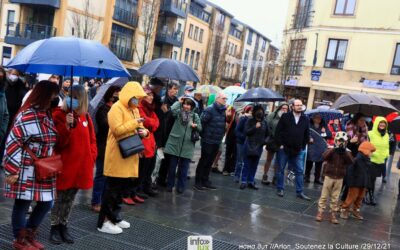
<box><xmin>130</xmin><ymin>97</ymin><xmax>139</xmax><ymax>106</ymax></box>
<box><xmin>50</xmin><ymin>97</ymin><xmax>59</xmax><ymax>108</ymax></box>
<box><xmin>88</xmin><ymin>83</ymin><xmax>94</xmax><ymax>88</ymax></box>
<box><xmin>66</xmin><ymin>97</ymin><xmax>79</xmax><ymax>110</ymax></box>
<box><xmin>63</xmin><ymin>86</ymin><xmax>69</xmax><ymax>92</ymax></box>
<box><xmin>112</xmin><ymin>96</ymin><xmax>119</xmax><ymax>103</ymax></box>
<box><xmin>277</xmin><ymin>110</ymin><xmax>284</xmax><ymax>117</ymax></box>
<box><xmin>8</xmin><ymin>75</ymin><xmax>18</xmax><ymax>82</ymax></box>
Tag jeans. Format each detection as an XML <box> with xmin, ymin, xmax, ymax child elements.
<box><xmin>195</xmin><ymin>142</ymin><xmax>220</xmax><ymax>186</ymax></box>
<box><xmin>12</xmin><ymin>199</ymin><xmax>53</xmax><ymax>238</ymax></box>
<box><xmin>241</xmin><ymin>146</ymin><xmax>262</xmax><ymax>185</ymax></box>
<box><xmin>234</xmin><ymin>143</ymin><xmax>245</xmax><ymax>182</ymax></box>
<box><xmin>91</xmin><ymin>159</ymin><xmax>106</xmax><ymax>205</ymax></box>
<box><xmin>167</xmin><ymin>156</ymin><xmax>190</xmax><ymax>192</ymax></box>
<box><xmin>276</xmin><ymin>148</ymin><xmax>306</xmax><ymax>194</ymax></box>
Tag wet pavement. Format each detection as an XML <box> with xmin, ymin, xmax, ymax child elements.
<box><xmin>0</xmin><ymin>148</ymin><xmax>400</xmax><ymax>250</ymax></box>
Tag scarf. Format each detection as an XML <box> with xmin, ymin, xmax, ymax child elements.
<box><xmin>181</xmin><ymin>111</ymin><xmax>191</xmax><ymax>126</ymax></box>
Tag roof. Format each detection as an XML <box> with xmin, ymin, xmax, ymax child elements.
<box><xmin>205</xmin><ymin>0</ymin><xmax>234</xmax><ymax>18</ymax></box>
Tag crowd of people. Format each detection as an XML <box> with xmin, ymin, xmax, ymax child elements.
<box><xmin>0</xmin><ymin>66</ymin><xmax>399</xmax><ymax>249</ymax></box>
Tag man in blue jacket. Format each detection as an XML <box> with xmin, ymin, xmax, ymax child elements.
<box><xmin>194</xmin><ymin>92</ymin><xmax>228</xmax><ymax>191</ymax></box>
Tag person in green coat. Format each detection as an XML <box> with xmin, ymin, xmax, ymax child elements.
<box><xmin>165</xmin><ymin>95</ymin><xmax>202</xmax><ymax>193</ymax></box>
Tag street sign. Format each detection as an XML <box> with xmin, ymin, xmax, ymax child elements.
<box><xmin>311</xmin><ymin>70</ymin><xmax>322</xmax><ymax>77</ymax></box>
<box><xmin>311</xmin><ymin>75</ymin><xmax>320</xmax><ymax>81</ymax></box>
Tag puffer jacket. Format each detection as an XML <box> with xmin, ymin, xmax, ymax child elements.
<box><xmin>322</xmin><ymin>148</ymin><xmax>353</xmax><ymax>179</ymax></box>
<box><xmin>368</xmin><ymin>116</ymin><xmax>389</xmax><ymax>164</ymax></box>
<box><xmin>200</xmin><ymin>102</ymin><xmax>226</xmax><ymax>145</ymax></box>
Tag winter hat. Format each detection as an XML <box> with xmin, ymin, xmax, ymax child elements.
<box><xmin>358</xmin><ymin>141</ymin><xmax>376</xmax><ymax>156</ymax></box>
<box><xmin>244</xmin><ymin>105</ymin><xmax>253</xmax><ymax>113</ymax></box>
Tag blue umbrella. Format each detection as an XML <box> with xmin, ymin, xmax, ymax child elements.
<box><xmin>305</xmin><ymin>105</ymin><xmax>343</xmax><ymax>122</ymax></box>
<box><xmin>138</xmin><ymin>58</ymin><xmax>200</xmax><ymax>82</ymax></box>
<box><xmin>6</xmin><ymin>36</ymin><xmax>130</xmax><ymax>78</ymax></box>
<box><xmin>235</xmin><ymin>87</ymin><xmax>284</xmax><ymax>102</ymax></box>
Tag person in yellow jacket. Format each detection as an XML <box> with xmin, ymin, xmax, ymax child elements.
<box><xmin>97</xmin><ymin>82</ymin><xmax>148</xmax><ymax>234</ymax></box>
<box><xmin>367</xmin><ymin>116</ymin><xmax>390</xmax><ymax>206</ymax></box>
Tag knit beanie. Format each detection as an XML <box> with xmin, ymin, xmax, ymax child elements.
<box><xmin>358</xmin><ymin>141</ymin><xmax>376</xmax><ymax>156</ymax></box>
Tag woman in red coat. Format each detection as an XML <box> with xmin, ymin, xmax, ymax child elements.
<box><xmin>137</xmin><ymin>85</ymin><xmax>159</xmax><ymax>197</ymax></box>
<box><xmin>49</xmin><ymin>85</ymin><xmax>97</xmax><ymax>245</ymax></box>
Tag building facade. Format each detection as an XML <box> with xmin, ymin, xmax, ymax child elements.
<box><xmin>279</xmin><ymin>0</ymin><xmax>400</xmax><ymax>108</ymax></box>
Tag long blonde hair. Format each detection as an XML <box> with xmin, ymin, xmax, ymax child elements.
<box><xmin>61</xmin><ymin>85</ymin><xmax>88</xmax><ymax>115</ymax></box>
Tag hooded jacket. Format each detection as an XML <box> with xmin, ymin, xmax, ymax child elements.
<box><xmin>266</xmin><ymin>102</ymin><xmax>288</xmax><ymax>137</ymax></box>
<box><xmin>104</xmin><ymin>82</ymin><xmax>148</xmax><ymax>178</ymax></box>
<box><xmin>368</xmin><ymin>116</ymin><xmax>389</xmax><ymax>164</ymax></box>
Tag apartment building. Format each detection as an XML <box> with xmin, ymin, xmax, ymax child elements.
<box><xmin>279</xmin><ymin>0</ymin><xmax>400</xmax><ymax>108</ymax></box>
<box><xmin>263</xmin><ymin>44</ymin><xmax>279</xmax><ymax>88</ymax></box>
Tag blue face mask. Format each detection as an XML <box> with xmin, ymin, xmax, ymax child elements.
<box><xmin>66</xmin><ymin>97</ymin><xmax>79</xmax><ymax>110</ymax></box>
<box><xmin>130</xmin><ymin>97</ymin><xmax>139</xmax><ymax>106</ymax></box>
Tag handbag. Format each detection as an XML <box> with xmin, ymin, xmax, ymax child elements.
<box><xmin>118</xmin><ymin>134</ymin><xmax>144</xmax><ymax>158</ymax></box>
<box><xmin>23</xmin><ymin>145</ymin><xmax>63</xmax><ymax>181</ymax></box>
<box><xmin>191</xmin><ymin>113</ymin><xmax>200</xmax><ymax>143</ymax></box>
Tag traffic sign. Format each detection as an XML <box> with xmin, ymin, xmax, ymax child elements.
<box><xmin>311</xmin><ymin>75</ymin><xmax>320</xmax><ymax>81</ymax></box>
<box><xmin>311</xmin><ymin>70</ymin><xmax>322</xmax><ymax>77</ymax></box>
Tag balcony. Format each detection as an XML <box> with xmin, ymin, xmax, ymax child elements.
<box><xmin>5</xmin><ymin>22</ymin><xmax>56</xmax><ymax>46</ymax></box>
<box><xmin>109</xmin><ymin>43</ymin><xmax>134</xmax><ymax>62</ymax></box>
<box><xmin>156</xmin><ymin>30</ymin><xmax>183</xmax><ymax>47</ymax></box>
<box><xmin>113</xmin><ymin>5</ymin><xmax>138</xmax><ymax>27</ymax></box>
<box><xmin>160</xmin><ymin>0</ymin><xmax>187</xmax><ymax>18</ymax></box>
<box><xmin>9</xmin><ymin>0</ymin><xmax>60</xmax><ymax>8</ymax></box>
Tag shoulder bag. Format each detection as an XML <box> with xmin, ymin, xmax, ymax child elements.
<box><xmin>118</xmin><ymin>111</ymin><xmax>145</xmax><ymax>158</ymax></box>
<box><xmin>23</xmin><ymin>145</ymin><xmax>63</xmax><ymax>181</ymax></box>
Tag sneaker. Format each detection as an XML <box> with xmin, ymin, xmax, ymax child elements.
<box><xmin>239</xmin><ymin>183</ymin><xmax>246</xmax><ymax>190</ymax></box>
<box><xmin>351</xmin><ymin>210</ymin><xmax>364</xmax><ymax>220</ymax></box>
<box><xmin>247</xmin><ymin>183</ymin><xmax>259</xmax><ymax>190</ymax></box>
<box><xmin>203</xmin><ymin>184</ymin><xmax>217</xmax><ymax>190</ymax></box>
<box><xmin>261</xmin><ymin>174</ymin><xmax>271</xmax><ymax>185</ymax></box>
<box><xmin>222</xmin><ymin>171</ymin><xmax>229</xmax><ymax>176</ymax></box>
<box><xmin>133</xmin><ymin>196</ymin><xmax>145</xmax><ymax>203</ymax></box>
<box><xmin>122</xmin><ymin>198</ymin><xmax>136</xmax><ymax>205</ymax></box>
<box><xmin>98</xmin><ymin>221</ymin><xmax>123</xmax><ymax>234</ymax></box>
<box><xmin>193</xmin><ymin>185</ymin><xmax>205</xmax><ymax>191</ymax></box>
<box><xmin>116</xmin><ymin>220</ymin><xmax>130</xmax><ymax>229</ymax></box>
<box><xmin>277</xmin><ymin>190</ymin><xmax>284</xmax><ymax>197</ymax></box>
<box><xmin>340</xmin><ymin>209</ymin><xmax>349</xmax><ymax>220</ymax></box>
<box><xmin>296</xmin><ymin>193</ymin><xmax>311</xmax><ymax>201</ymax></box>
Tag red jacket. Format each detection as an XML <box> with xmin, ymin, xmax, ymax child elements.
<box><xmin>52</xmin><ymin>108</ymin><xmax>97</xmax><ymax>190</ymax></box>
<box><xmin>327</xmin><ymin>120</ymin><xmax>342</xmax><ymax>146</ymax></box>
<box><xmin>139</xmin><ymin>100</ymin><xmax>159</xmax><ymax>158</ymax></box>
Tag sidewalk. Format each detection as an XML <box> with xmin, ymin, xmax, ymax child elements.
<box><xmin>0</xmin><ymin>148</ymin><xmax>399</xmax><ymax>249</ymax></box>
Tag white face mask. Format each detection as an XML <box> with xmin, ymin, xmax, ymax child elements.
<box><xmin>8</xmin><ymin>75</ymin><xmax>18</xmax><ymax>82</ymax></box>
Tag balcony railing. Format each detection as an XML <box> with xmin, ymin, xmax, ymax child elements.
<box><xmin>156</xmin><ymin>30</ymin><xmax>183</xmax><ymax>47</ymax></box>
<box><xmin>9</xmin><ymin>0</ymin><xmax>60</xmax><ymax>8</ymax></box>
<box><xmin>113</xmin><ymin>5</ymin><xmax>138</xmax><ymax>27</ymax></box>
<box><xmin>160</xmin><ymin>0</ymin><xmax>187</xmax><ymax>18</ymax></box>
<box><xmin>109</xmin><ymin>43</ymin><xmax>134</xmax><ymax>62</ymax></box>
<box><xmin>189</xmin><ymin>3</ymin><xmax>211</xmax><ymax>23</ymax></box>
<box><xmin>5</xmin><ymin>22</ymin><xmax>56</xmax><ymax>46</ymax></box>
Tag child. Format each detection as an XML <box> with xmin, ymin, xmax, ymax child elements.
<box><xmin>340</xmin><ymin>141</ymin><xmax>376</xmax><ymax>220</ymax></box>
<box><xmin>316</xmin><ymin>132</ymin><xmax>353</xmax><ymax>224</ymax></box>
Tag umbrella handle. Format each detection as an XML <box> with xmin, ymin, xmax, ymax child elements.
<box><xmin>70</xmin><ymin>67</ymin><xmax>74</xmax><ymax>128</ymax></box>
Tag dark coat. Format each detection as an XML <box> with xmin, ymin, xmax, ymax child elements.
<box><xmin>275</xmin><ymin>112</ymin><xmax>310</xmax><ymax>157</ymax></box>
<box><xmin>235</xmin><ymin>115</ymin><xmax>250</xmax><ymax>145</ymax></box>
<box><xmin>194</xmin><ymin>98</ymin><xmax>204</xmax><ymax>116</ymax></box>
<box><xmin>95</xmin><ymin>103</ymin><xmax>111</xmax><ymax>161</ymax></box>
<box><xmin>322</xmin><ymin>148</ymin><xmax>353</xmax><ymax>179</ymax></box>
<box><xmin>244</xmin><ymin>117</ymin><xmax>268</xmax><ymax>156</ymax></box>
<box><xmin>200</xmin><ymin>102</ymin><xmax>226</xmax><ymax>145</ymax></box>
<box><xmin>5</xmin><ymin>79</ymin><xmax>28</xmax><ymax>129</ymax></box>
<box><xmin>154</xmin><ymin>94</ymin><xmax>178</xmax><ymax>147</ymax></box>
<box><xmin>0</xmin><ymin>91</ymin><xmax>9</xmax><ymax>141</ymax></box>
<box><xmin>347</xmin><ymin>153</ymin><xmax>372</xmax><ymax>188</ymax></box>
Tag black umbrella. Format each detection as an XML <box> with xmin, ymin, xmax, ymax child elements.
<box><xmin>235</xmin><ymin>87</ymin><xmax>284</xmax><ymax>102</ymax></box>
<box><xmin>332</xmin><ymin>93</ymin><xmax>398</xmax><ymax>117</ymax></box>
<box><xmin>305</xmin><ymin>105</ymin><xmax>343</xmax><ymax>122</ymax></box>
<box><xmin>389</xmin><ymin>116</ymin><xmax>400</xmax><ymax>134</ymax></box>
<box><xmin>138</xmin><ymin>58</ymin><xmax>200</xmax><ymax>82</ymax></box>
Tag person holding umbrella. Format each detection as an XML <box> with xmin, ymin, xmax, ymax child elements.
<box><xmin>3</xmin><ymin>81</ymin><xmax>60</xmax><ymax>250</ymax></box>
<box><xmin>366</xmin><ymin>116</ymin><xmax>390</xmax><ymax>206</ymax></box>
<box><xmin>50</xmin><ymin>85</ymin><xmax>97</xmax><ymax>245</ymax></box>
<box><xmin>97</xmin><ymin>82</ymin><xmax>148</xmax><ymax>235</ymax></box>
<box><xmin>91</xmin><ymin>86</ymin><xmax>121</xmax><ymax>212</ymax></box>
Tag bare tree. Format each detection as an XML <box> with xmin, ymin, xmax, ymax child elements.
<box><xmin>134</xmin><ymin>0</ymin><xmax>160</xmax><ymax>66</ymax></box>
<box><xmin>209</xmin><ymin>24</ymin><xmax>228</xmax><ymax>84</ymax></box>
<box><xmin>70</xmin><ymin>0</ymin><xmax>99</xmax><ymax>40</ymax></box>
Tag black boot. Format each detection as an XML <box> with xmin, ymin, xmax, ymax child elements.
<box><xmin>59</xmin><ymin>224</ymin><xmax>74</xmax><ymax>244</ymax></box>
<box><xmin>369</xmin><ymin>190</ymin><xmax>377</xmax><ymax>206</ymax></box>
<box><xmin>49</xmin><ymin>225</ymin><xmax>63</xmax><ymax>245</ymax></box>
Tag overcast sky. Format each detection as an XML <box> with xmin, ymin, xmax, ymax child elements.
<box><xmin>208</xmin><ymin>0</ymin><xmax>289</xmax><ymax>47</ymax></box>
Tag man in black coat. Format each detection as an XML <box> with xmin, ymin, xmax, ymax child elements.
<box><xmin>275</xmin><ymin>99</ymin><xmax>311</xmax><ymax>200</ymax></box>
<box><xmin>194</xmin><ymin>92</ymin><xmax>228</xmax><ymax>191</ymax></box>
<box><xmin>5</xmin><ymin>69</ymin><xmax>28</xmax><ymax>130</ymax></box>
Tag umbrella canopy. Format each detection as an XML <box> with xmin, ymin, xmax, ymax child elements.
<box><xmin>88</xmin><ymin>77</ymin><xmax>129</xmax><ymax>129</ymax></box>
<box><xmin>332</xmin><ymin>93</ymin><xmax>398</xmax><ymax>117</ymax></box>
<box><xmin>6</xmin><ymin>36</ymin><xmax>130</xmax><ymax>78</ymax></box>
<box><xmin>235</xmin><ymin>87</ymin><xmax>284</xmax><ymax>102</ymax></box>
<box><xmin>196</xmin><ymin>85</ymin><xmax>222</xmax><ymax>95</ymax></box>
<box><xmin>305</xmin><ymin>105</ymin><xmax>343</xmax><ymax>122</ymax></box>
<box><xmin>222</xmin><ymin>85</ymin><xmax>246</xmax><ymax>106</ymax></box>
<box><xmin>138</xmin><ymin>58</ymin><xmax>200</xmax><ymax>82</ymax></box>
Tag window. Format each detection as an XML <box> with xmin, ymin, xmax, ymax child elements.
<box><xmin>261</xmin><ymin>39</ymin><xmax>266</xmax><ymax>52</ymax></box>
<box><xmin>2</xmin><ymin>46</ymin><xmax>12</xmax><ymax>65</ymax></box>
<box><xmin>189</xmin><ymin>24</ymin><xmax>194</xmax><ymax>38</ymax></box>
<box><xmin>190</xmin><ymin>50</ymin><xmax>195</xmax><ymax>67</ymax></box>
<box><xmin>324</xmin><ymin>39</ymin><xmax>348</xmax><ymax>69</ymax></box>
<box><xmin>293</xmin><ymin>0</ymin><xmax>314</xmax><ymax>29</ymax></box>
<box><xmin>110</xmin><ymin>24</ymin><xmax>134</xmax><ymax>61</ymax></box>
<box><xmin>234</xmin><ymin>45</ymin><xmax>237</xmax><ymax>56</ymax></box>
<box><xmin>189</xmin><ymin>3</ymin><xmax>211</xmax><ymax>23</ymax></box>
<box><xmin>177</xmin><ymin>23</ymin><xmax>182</xmax><ymax>33</ymax></box>
<box><xmin>225</xmin><ymin>63</ymin><xmax>230</xmax><ymax>77</ymax></box>
<box><xmin>199</xmin><ymin>29</ymin><xmax>204</xmax><ymax>43</ymax></box>
<box><xmin>247</xmin><ymin>31</ymin><xmax>253</xmax><ymax>45</ymax></box>
<box><xmin>184</xmin><ymin>48</ymin><xmax>190</xmax><ymax>64</ymax></box>
<box><xmin>334</xmin><ymin>0</ymin><xmax>356</xmax><ymax>15</ymax></box>
<box><xmin>194</xmin><ymin>27</ymin><xmax>199</xmax><ymax>41</ymax></box>
<box><xmin>218</xmin><ymin>13</ymin><xmax>225</xmax><ymax>26</ymax></box>
<box><xmin>243</xmin><ymin>49</ymin><xmax>250</xmax><ymax>70</ymax></box>
<box><xmin>195</xmin><ymin>52</ymin><xmax>200</xmax><ymax>70</ymax></box>
<box><xmin>7</xmin><ymin>10</ymin><xmax>15</xmax><ymax>24</ymax></box>
<box><xmin>288</xmin><ymin>39</ymin><xmax>307</xmax><ymax>75</ymax></box>
<box><xmin>391</xmin><ymin>43</ymin><xmax>400</xmax><ymax>75</ymax></box>
<box><xmin>172</xmin><ymin>51</ymin><xmax>178</xmax><ymax>60</ymax></box>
